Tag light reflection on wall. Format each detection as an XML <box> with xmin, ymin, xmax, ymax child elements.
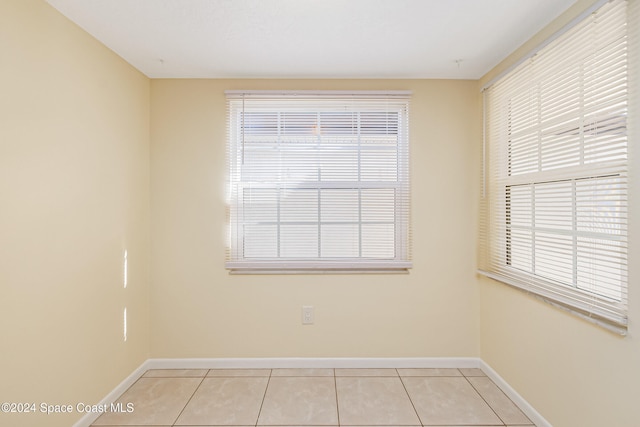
<box><xmin>124</xmin><ymin>250</ymin><xmax>128</xmax><ymax>289</ymax></box>
<box><xmin>124</xmin><ymin>249</ymin><xmax>128</xmax><ymax>342</ymax></box>
<box><xmin>123</xmin><ymin>307</ymin><xmax>128</xmax><ymax>342</ymax></box>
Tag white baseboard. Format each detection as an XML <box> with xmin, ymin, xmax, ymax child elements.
<box><xmin>74</xmin><ymin>357</ymin><xmax>550</xmax><ymax>427</ymax></box>
<box><xmin>479</xmin><ymin>359</ymin><xmax>552</xmax><ymax>427</ymax></box>
<box><xmin>145</xmin><ymin>356</ymin><xmax>481</xmax><ymax>369</ymax></box>
<box><xmin>72</xmin><ymin>359</ymin><xmax>151</xmax><ymax>427</ymax></box>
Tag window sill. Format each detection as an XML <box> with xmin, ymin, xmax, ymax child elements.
<box><xmin>226</xmin><ymin>261</ymin><xmax>412</xmax><ymax>275</ymax></box>
<box><xmin>228</xmin><ymin>269</ymin><xmax>410</xmax><ymax>275</ymax></box>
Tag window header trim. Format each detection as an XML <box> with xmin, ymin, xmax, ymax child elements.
<box><xmin>225</xmin><ymin>90</ymin><xmax>412</xmax><ymax>99</ymax></box>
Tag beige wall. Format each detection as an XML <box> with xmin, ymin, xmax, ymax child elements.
<box><xmin>0</xmin><ymin>1</ymin><xmax>150</xmax><ymax>426</ymax></box>
<box><xmin>478</xmin><ymin>0</ymin><xmax>640</xmax><ymax>426</ymax></box>
<box><xmin>150</xmin><ymin>79</ymin><xmax>482</xmax><ymax>358</ymax></box>
<box><xmin>7</xmin><ymin>0</ymin><xmax>637</xmax><ymax>425</ymax></box>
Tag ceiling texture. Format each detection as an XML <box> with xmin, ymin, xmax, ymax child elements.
<box><xmin>45</xmin><ymin>0</ymin><xmax>578</xmax><ymax>79</ymax></box>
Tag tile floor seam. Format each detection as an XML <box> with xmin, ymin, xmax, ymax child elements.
<box><xmin>463</xmin><ymin>374</ymin><xmax>507</xmax><ymax>427</ymax></box>
<box><xmin>169</xmin><ymin>374</ymin><xmax>207</xmax><ymax>427</ymax></box>
<box><xmin>333</xmin><ymin>372</ymin><xmax>341</xmax><ymax>426</ymax></box>
<box><xmin>253</xmin><ymin>369</ymin><xmax>273</xmax><ymax>427</ymax></box>
<box><xmin>396</xmin><ymin>372</ymin><xmax>425</xmax><ymax>427</ymax></box>
<box><xmin>470</xmin><ymin>376</ymin><xmax>533</xmax><ymax>425</ymax></box>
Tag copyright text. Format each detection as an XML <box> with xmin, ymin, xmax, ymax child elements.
<box><xmin>1</xmin><ymin>402</ymin><xmax>134</xmax><ymax>414</ymax></box>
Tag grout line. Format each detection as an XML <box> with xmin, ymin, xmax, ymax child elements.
<box><xmin>254</xmin><ymin>369</ymin><xmax>273</xmax><ymax>427</ymax></box>
<box><xmin>333</xmin><ymin>371</ymin><xmax>341</xmax><ymax>427</ymax></box>
<box><xmin>123</xmin><ymin>374</ymin><xmax>144</xmax><ymax>390</ymax></box>
<box><xmin>169</xmin><ymin>374</ymin><xmax>207</xmax><ymax>427</ymax></box>
<box><xmin>467</xmin><ymin>375</ymin><xmax>534</xmax><ymax>425</ymax></box>
<box><xmin>397</xmin><ymin>369</ymin><xmax>424</xmax><ymax>427</ymax></box>
<box><xmin>463</xmin><ymin>374</ymin><xmax>507</xmax><ymax>426</ymax></box>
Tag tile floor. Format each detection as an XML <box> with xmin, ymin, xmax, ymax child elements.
<box><xmin>91</xmin><ymin>367</ymin><xmax>535</xmax><ymax>427</ymax></box>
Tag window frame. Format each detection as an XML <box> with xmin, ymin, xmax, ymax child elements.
<box><xmin>479</xmin><ymin>0</ymin><xmax>633</xmax><ymax>334</ymax></box>
<box><xmin>225</xmin><ymin>90</ymin><xmax>412</xmax><ymax>274</ymax></box>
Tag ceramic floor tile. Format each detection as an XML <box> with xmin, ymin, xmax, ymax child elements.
<box><xmin>336</xmin><ymin>377</ymin><xmax>420</xmax><ymax>426</ymax></box>
<box><xmin>207</xmin><ymin>369</ymin><xmax>271</xmax><ymax>377</ymax></box>
<box><xmin>257</xmin><ymin>377</ymin><xmax>338</xmax><ymax>425</ymax></box>
<box><xmin>397</xmin><ymin>368</ymin><xmax>462</xmax><ymax>377</ymax></box>
<box><xmin>402</xmin><ymin>376</ymin><xmax>502</xmax><ymax>425</ymax></box>
<box><xmin>91</xmin><ymin>378</ymin><xmax>202</xmax><ymax>426</ymax></box>
<box><xmin>335</xmin><ymin>368</ymin><xmax>398</xmax><ymax>377</ymax></box>
<box><xmin>174</xmin><ymin>377</ymin><xmax>268</xmax><ymax>425</ymax></box>
<box><xmin>142</xmin><ymin>369</ymin><xmax>208</xmax><ymax>378</ymax></box>
<box><xmin>459</xmin><ymin>368</ymin><xmax>487</xmax><ymax>377</ymax></box>
<box><xmin>270</xmin><ymin>368</ymin><xmax>334</xmax><ymax>377</ymax></box>
<box><xmin>468</xmin><ymin>376</ymin><xmax>532</xmax><ymax>425</ymax></box>
<box><xmin>93</xmin><ymin>367</ymin><xmax>535</xmax><ymax>427</ymax></box>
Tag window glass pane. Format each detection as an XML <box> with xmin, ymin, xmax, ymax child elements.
<box><xmin>506</xmin><ymin>185</ymin><xmax>532</xmax><ymax>271</ymax></box>
<box><xmin>243</xmin><ymin>148</ymin><xmax>279</xmax><ymax>181</ymax></box>
<box><xmin>508</xmin><ymin>229</ymin><xmax>533</xmax><ymax>271</ymax></box>
<box><xmin>320</xmin><ymin>189</ymin><xmax>359</xmax><ymax>222</ymax></box>
<box><xmin>539</xmin><ymin>64</ymin><xmax>581</xmax><ymax>125</ymax></box>
<box><xmin>534</xmin><ymin>181</ymin><xmax>573</xmax><ymax>231</ymax></box>
<box><xmin>508</xmin><ymin>133</ymin><xmax>539</xmax><ymax>176</ymax></box>
<box><xmin>281</xmin><ymin>112</ymin><xmax>318</xmax><ymax>136</ymax></box>
<box><xmin>539</xmin><ymin>125</ymin><xmax>581</xmax><ymax>171</ymax></box>
<box><xmin>534</xmin><ymin>232</ymin><xmax>574</xmax><ymax>285</ymax></box>
<box><xmin>244</xmin><ymin>225</ymin><xmax>278</xmax><ymax>258</ymax></box>
<box><xmin>320</xmin><ymin>148</ymin><xmax>358</xmax><ymax>181</ymax></box>
<box><xmin>361</xmin><ymin>189</ymin><xmax>395</xmax><ymax>222</ymax></box>
<box><xmin>576</xmin><ymin>176</ymin><xmax>625</xmax><ymax>234</ymax></box>
<box><xmin>362</xmin><ymin>224</ymin><xmax>395</xmax><ymax>258</ymax></box>
<box><xmin>243</xmin><ymin>188</ymin><xmax>278</xmax><ymax>222</ymax></box>
<box><xmin>281</xmin><ymin>225</ymin><xmax>318</xmax><ymax>258</ymax></box>
<box><xmin>577</xmin><ymin>238</ymin><xmax>624</xmax><ymax>300</ymax></box>
<box><xmin>361</xmin><ymin>149</ymin><xmax>397</xmax><ymax>181</ymax></box>
<box><xmin>280</xmin><ymin>189</ymin><xmax>318</xmax><ymax>222</ymax></box>
<box><xmin>361</xmin><ymin>112</ymin><xmax>398</xmax><ymax>135</ymax></box>
<box><xmin>507</xmin><ymin>87</ymin><xmax>538</xmax><ymax>136</ymax></box>
<box><xmin>242</xmin><ymin>112</ymin><xmax>278</xmax><ymax>136</ymax></box>
<box><xmin>320</xmin><ymin>112</ymin><xmax>357</xmax><ymax>137</ymax></box>
<box><xmin>583</xmin><ymin>114</ymin><xmax>627</xmax><ymax>164</ymax></box>
<box><xmin>321</xmin><ymin>224</ymin><xmax>359</xmax><ymax>258</ymax></box>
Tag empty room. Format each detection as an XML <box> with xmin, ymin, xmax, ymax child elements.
<box><xmin>1</xmin><ymin>0</ymin><xmax>638</xmax><ymax>426</ymax></box>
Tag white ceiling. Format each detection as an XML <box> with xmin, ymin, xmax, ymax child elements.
<box><xmin>45</xmin><ymin>0</ymin><xmax>578</xmax><ymax>79</ymax></box>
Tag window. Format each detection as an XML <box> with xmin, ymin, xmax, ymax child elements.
<box><xmin>226</xmin><ymin>91</ymin><xmax>411</xmax><ymax>273</ymax></box>
<box><xmin>479</xmin><ymin>0</ymin><xmax>635</xmax><ymax>334</ymax></box>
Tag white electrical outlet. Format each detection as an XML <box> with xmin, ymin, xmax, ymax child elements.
<box><xmin>302</xmin><ymin>306</ymin><xmax>314</xmax><ymax>325</ymax></box>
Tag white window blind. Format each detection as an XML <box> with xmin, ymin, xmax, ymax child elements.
<box><xmin>226</xmin><ymin>91</ymin><xmax>411</xmax><ymax>273</ymax></box>
<box><xmin>479</xmin><ymin>0</ymin><xmax>636</xmax><ymax>334</ymax></box>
